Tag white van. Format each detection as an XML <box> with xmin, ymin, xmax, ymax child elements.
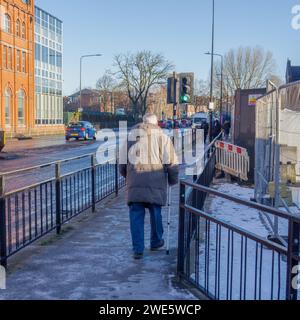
<box><xmin>192</xmin><ymin>113</ymin><xmax>209</xmax><ymax>129</ymax></box>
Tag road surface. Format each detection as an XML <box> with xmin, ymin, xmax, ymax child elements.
<box><xmin>0</xmin><ymin>131</ymin><xmax>127</xmax><ymax>193</ymax></box>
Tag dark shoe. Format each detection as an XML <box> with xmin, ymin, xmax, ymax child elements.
<box><xmin>133</xmin><ymin>253</ymin><xmax>144</xmax><ymax>260</ymax></box>
<box><xmin>151</xmin><ymin>240</ymin><xmax>165</xmax><ymax>251</ymax></box>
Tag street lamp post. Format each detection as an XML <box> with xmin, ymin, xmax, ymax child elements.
<box><xmin>223</xmin><ymin>75</ymin><xmax>230</xmax><ymax>115</ymax></box>
<box><xmin>206</xmin><ymin>52</ymin><xmax>224</xmax><ymax>124</ymax></box>
<box><xmin>80</xmin><ymin>54</ymin><xmax>103</xmax><ymax>111</ymax></box>
<box><xmin>208</xmin><ymin>0</ymin><xmax>215</xmax><ymax>142</ymax></box>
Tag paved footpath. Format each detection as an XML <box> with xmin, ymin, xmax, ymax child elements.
<box><xmin>0</xmin><ymin>182</ymin><xmax>196</xmax><ymax>300</ymax></box>
<box><xmin>3</xmin><ymin>135</ymin><xmax>67</xmax><ymax>153</ymax></box>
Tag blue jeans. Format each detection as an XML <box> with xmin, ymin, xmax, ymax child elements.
<box><xmin>129</xmin><ymin>203</ymin><xmax>164</xmax><ymax>254</ymax></box>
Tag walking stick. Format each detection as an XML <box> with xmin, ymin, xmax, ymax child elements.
<box><xmin>166</xmin><ymin>185</ymin><xmax>172</xmax><ymax>255</ymax></box>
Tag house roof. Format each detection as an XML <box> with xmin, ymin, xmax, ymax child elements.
<box><xmin>68</xmin><ymin>89</ymin><xmax>100</xmax><ymax>98</ymax></box>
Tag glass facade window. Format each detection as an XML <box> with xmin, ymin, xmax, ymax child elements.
<box><xmin>34</xmin><ymin>6</ymin><xmax>63</xmax><ymax>125</ymax></box>
<box><xmin>18</xmin><ymin>90</ymin><xmax>25</xmax><ymax>125</ymax></box>
<box><xmin>5</xmin><ymin>88</ymin><xmax>11</xmax><ymax>126</ymax></box>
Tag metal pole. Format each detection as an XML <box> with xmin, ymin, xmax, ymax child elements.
<box><xmin>220</xmin><ymin>55</ymin><xmax>223</xmax><ymax>125</ymax></box>
<box><xmin>115</xmin><ymin>157</ymin><xmax>119</xmax><ymax>197</ymax></box>
<box><xmin>267</xmin><ymin>80</ymin><xmax>280</xmax><ymax>238</ymax></box>
<box><xmin>274</xmin><ymin>86</ymin><xmax>280</xmax><ymax>237</ymax></box>
<box><xmin>55</xmin><ymin>163</ymin><xmax>62</xmax><ymax>235</ymax></box>
<box><xmin>91</xmin><ymin>155</ymin><xmax>96</xmax><ymax>212</ymax></box>
<box><xmin>226</xmin><ymin>77</ymin><xmax>229</xmax><ymax>115</ymax></box>
<box><xmin>80</xmin><ymin>56</ymin><xmax>82</xmax><ymax>111</ymax></box>
<box><xmin>209</xmin><ymin>0</ymin><xmax>215</xmax><ymax>142</ymax></box>
<box><xmin>0</xmin><ymin>175</ymin><xmax>7</xmax><ymax>268</ymax></box>
<box><xmin>173</xmin><ymin>71</ymin><xmax>177</xmax><ymax>126</ymax></box>
<box><xmin>166</xmin><ymin>186</ymin><xmax>172</xmax><ymax>255</ymax></box>
<box><xmin>177</xmin><ymin>182</ymin><xmax>186</xmax><ymax>276</ymax></box>
<box><xmin>214</xmin><ymin>54</ymin><xmax>224</xmax><ymax>123</ymax></box>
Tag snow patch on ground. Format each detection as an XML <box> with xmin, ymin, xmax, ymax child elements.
<box><xmin>193</xmin><ymin>182</ymin><xmax>290</xmax><ymax>300</ymax></box>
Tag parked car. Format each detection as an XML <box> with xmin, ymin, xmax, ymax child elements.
<box><xmin>174</xmin><ymin>120</ymin><xmax>181</xmax><ymax>129</ymax></box>
<box><xmin>166</xmin><ymin>120</ymin><xmax>173</xmax><ymax>129</ymax></box>
<box><xmin>65</xmin><ymin>121</ymin><xmax>97</xmax><ymax>141</ymax></box>
<box><xmin>164</xmin><ymin>119</ymin><xmax>182</xmax><ymax>129</ymax></box>
<box><xmin>158</xmin><ymin>120</ymin><xmax>167</xmax><ymax>129</ymax></box>
<box><xmin>115</xmin><ymin>107</ymin><xmax>126</xmax><ymax>116</ymax></box>
<box><xmin>181</xmin><ymin>119</ymin><xmax>192</xmax><ymax>128</ymax></box>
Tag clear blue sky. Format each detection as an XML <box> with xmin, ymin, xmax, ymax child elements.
<box><xmin>36</xmin><ymin>0</ymin><xmax>300</xmax><ymax>95</ymax></box>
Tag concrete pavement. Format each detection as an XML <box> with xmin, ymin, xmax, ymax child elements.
<box><xmin>0</xmin><ymin>182</ymin><xmax>196</xmax><ymax>300</ymax></box>
<box><xmin>3</xmin><ymin>135</ymin><xmax>67</xmax><ymax>153</ymax></box>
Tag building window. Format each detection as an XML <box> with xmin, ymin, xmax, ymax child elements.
<box><xmin>22</xmin><ymin>52</ymin><xmax>26</xmax><ymax>73</ymax></box>
<box><xmin>3</xmin><ymin>14</ymin><xmax>11</xmax><ymax>33</ymax></box>
<box><xmin>16</xmin><ymin>19</ymin><xmax>20</xmax><ymax>37</ymax></box>
<box><xmin>17</xmin><ymin>90</ymin><xmax>25</xmax><ymax>125</ymax></box>
<box><xmin>7</xmin><ymin>47</ymin><xmax>12</xmax><ymax>69</ymax></box>
<box><xmin>2</xmin><ymin>46</ymin><xmax>7</xmax><ymax>68</ymax></box>
<box><xmin>5</xmin><ymin>88</ymin><xmax>12</xmax><ymax>126</ymax></box>
<box><xmin>22</xmin><ymin>22</ymin><xmax>26</xmax><ymax>39</ymax></box>
<box><xmin>16</xmin><ymin>50</ymin><xmax>21</xmax><ymax>72</ymax></box>
<box><xmin>35</xmin><ymin>43</ymin><xmax>41</xmax><ymax>61</ymax></box>
<box><xmin>42</xmin><ymin>46</ymin><xmax>48</xmax><ymax>63</ymax></box>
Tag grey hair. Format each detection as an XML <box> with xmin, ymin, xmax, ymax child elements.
<box><xmin>143</xmin><ymin>113</ymin><xmax>158</xmax><ymax>125</ymax></box>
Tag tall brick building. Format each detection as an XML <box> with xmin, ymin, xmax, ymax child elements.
<box><xmin>0</xmin><ymin>0</ymin><xmax>35</xmax><ymax>136</ymax></box>
<box><xmin>0</xmin><ymin>0</ymin><xmax>64</xmax><ymax>137</ymax></box>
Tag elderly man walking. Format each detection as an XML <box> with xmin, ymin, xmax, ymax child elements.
<box><xmin>120</xmin><ymin>113</ymin><xmax>179</xmax><ymax>260</ymax></box>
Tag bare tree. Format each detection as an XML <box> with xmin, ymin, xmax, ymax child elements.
<box><xmin>96</xmin><ymin>70</ymin><xmax>117</xmax><ymax>113</ymax></box>
<box><xmin>214</xmin><ymin>47</ymin><xmax>280</xmax><ymax>96</ymax></box>
<box><xmin>114</xmin><ymin>51</ymin><xmax>173</xmax><ymax>118</ymax></box>
<box><xmin>193</xmin><ymin>79</ymin><xmax>210</xmax><ymax>113</ymax></box>
<box><xmin>96</xmin><ymin>70</ymin><xmax>116</xmax><ymax>91</ymax></box>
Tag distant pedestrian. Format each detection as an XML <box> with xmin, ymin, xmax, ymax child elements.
<box><xmin>119</xmin><ymin>113</ymin><xmax>179</xmax><ymax>260</ymax></box>
<box><xmin>213</xmin><ymin>119</ymin><xmax>222</xmax><ymax>139</ymax></box>
<box><xmin>201</xmin><ymin>122</ymin><xmax>209</xmax><ymax>144</ymax></box>
<box><xmin>222</xmin><ymin>120</ymin><xmax>231</xmax><ymax>140</ymax></box>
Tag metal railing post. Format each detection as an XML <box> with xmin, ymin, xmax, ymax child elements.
<box><xmin>286</xmin><ymin>218</ymin><xmax>300</xmax><ymax>300</ymax></box>
<box><xmin>182</xmin><ymin>130</ymin><xmax>184</xmax><ymax>154</ymax></box>
<box><xmin>55</xmin><ymin>163</ymin><xmax>62</xmax><ymax>235</ymax></box>
<box><xmin>0</xmin><ymin>175</ymin><xmax>7</xmax><ymax>268</ymax></box>
<box><xmin>177</xmin><ymin>182</ymin><xmax>186</xmax><ymax>277</ymax></box>
<box><xmin>115</xmin><ymin>157</ymin><xmax>119</xmax><ymax>197</ymax></box>
<box><xmin>192</xmin><ymin>128</ymin><xmax>195</xmax><ymax>151</ymax></box>
<box><xmin>91</xmin><ymin>155</ymin><xmax>96</xmax><ymax>212</ymax></box>
<box><xmin>115</xmin><ymin>143</ymin><xmax>120</xmax><ymax>197</ymax></box>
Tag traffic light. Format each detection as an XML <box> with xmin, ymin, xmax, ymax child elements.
<box><xmin>167</xmin><ymin>77</ymin><xmax>177</xmax><ymax>104</ymax></box>
<box><xmin>180</xmin><ymin>74</ymin><xmax>194</xmax><ymax>104</ymax></box>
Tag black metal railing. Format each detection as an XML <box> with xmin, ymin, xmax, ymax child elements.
<box><xmin>178</xmin><ymin>180</ymin><xmax>300</xmax><ymax>300</ymax></box>
<box><xmin>0</xmin><ymin>128</ymin><xmax>198</xmax><ymax>268</ymax></box>
<box><xmin>0</xmin><ymin>153</ymin><xmax>125</xmax><ymax>267</ymax></box>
